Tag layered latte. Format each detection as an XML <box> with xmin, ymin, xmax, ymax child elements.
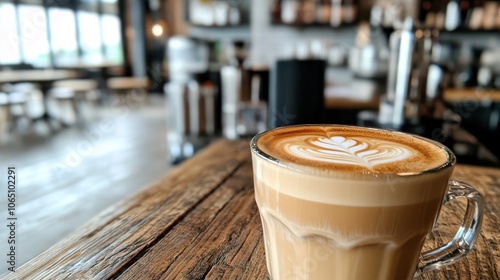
<box><xmin>251</xmin><ymin>125</ymin><xmax>454</xmax><ymax>280</ymax></box>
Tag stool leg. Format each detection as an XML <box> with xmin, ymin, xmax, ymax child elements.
<box><xmin>127</xmin><ymin>90</ymin><xmax>137</xmax><ymax>107</ymax></box>
<box><xmin>19</xmin><ymin>103</ymin><xmax>31</xmax><ymax>131</ymax></box>
<box><xmin>72</xmin><ymin>97</ymin><xmax>81</xmax><ymax>124</ymax></box>
<box><xmin>56</xmin><ymin>99</ymin><xmax>76</xmax><ymax>126</ymax></box>
<box><xmin>75</xmin><ymin>91</ymin><xmax>90</xmax><ymax>123</ymax></box>
<box><xmin>0</xmin><ymin>106</ymin><xmax>10</xmax><ymax>134</ymax></box>
<box><xmin>128</xmin><ymin>88</ymin><xmax>148</xmax><ymax>107</ymax></box>
<box><xmin>137</xmin><ymin>88</ymin><xmax>149</xmax><ymax>106</ymax></box>
<box><xmin>86</xmin><ymin>90</ymin><xmax>101</xmax><ymax>119</ymax></box>
<box><xmin>7</xmin><ymin>105</ymin><xmax>17</xmax><ymax>133</ymax></box>
<box><xmin>109</xmin><ymin>90</ymin><xmax>123</xmax><ymax>107</ymax></box>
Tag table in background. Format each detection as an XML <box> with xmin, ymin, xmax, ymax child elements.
<box><xmin>56</xmin><ymin>61</ymin><xmax>123</xmax><ymax>90</ymax></box>
<box><xmin>0</xmin><ymin>69</ymin><xmax>80</xmax><ymax>122</ymax></box>
<box><xmin>3</xmin><ymin>140</ymin><xmax>499</xmax><ymax>279</ymax></box>
<box><xmin>0</xmin><ymin>69</ymin><xmax>80</xmax><ymax>85</ymax></box>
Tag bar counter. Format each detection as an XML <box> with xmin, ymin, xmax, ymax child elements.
<box><xmin>4</xmin><ymin>140</ymin><xmax>499</xmax><ymax>279</ymax></box>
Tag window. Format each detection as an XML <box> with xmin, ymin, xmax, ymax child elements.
<box><xmin>101</xmin><ymin>14</ymin><xmax>123</xmax><ymax>64</ymax></box>
<box><xmin>78</xmin><ymin>10</ymin><xmax>103</xmax><ymax>62</ymax></box>
<box><xmin>49</xmin><ymin>8</ymin><xmax>79</xmax><ymax>65</ymax></box>
<box><xmin>0</xmin><ymin>3</ymin><xmax>22</xmax><ymax>64</ymax></box>
<box><xmin>18</xmin><ymin>4</ymin><xmax>51</xmax><ymax>67</ymax></box>
<box><xmin>0</xmin><ymin>0</ymin><xmax>123</xmax><ymax>67</ymax></box>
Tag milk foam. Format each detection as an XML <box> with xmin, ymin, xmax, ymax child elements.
<box><xmin>255</xmin><ymin>125</ymin><xmax>450</xmax><ymax>174</ymax></box>
<box><xmin>286</xmin><ymin>136</ymin><xmax>411</xmax><ymax>170</ymax></box>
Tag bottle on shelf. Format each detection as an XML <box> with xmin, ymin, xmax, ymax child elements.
<box><xmin>482</xmin><ymin>1</ymin><xmax>498</xmax><ymax>29</ymax></box>
<box><xmin>419</xmin><ymin>0</ymin><xmax>433</xmax><ymax>24</ymax></box>
<box><xmin>445</xmin><ymin>0</ymin><xmax>461</xmax><ymax>30</ymax></box>
<box><xmin>341</xmin><ymin>0</ymin><xmax>356</xmax><ymax>24</ymax></box>
<box><xmin>213</xmin><ymin>1</ymin><xmax>229</xmax><ymax>26</ymax></box>
<box><xmin>190</xmin><ymin>0</ymin><xmax>215</xmax><ymax>26</ymax></box>
<box><xmin>271</xmin><ymin>0</ymin><xmax>282</xmax><ymax>23</ymax></box>
<box><xmin>228</xmin><ymin>5</ymin><xmax>241</xmax><ymax>25</ymax></box>
<box><xmin>330</xmin><ymin>0</ymin><xmax>342</xmax><ymax>27</ymax></box>
<box><xmin>497</xmin><ymin>3</ymin><xmax>500</xmax><ymax>28</ymax></box>
<box><xmin>316</xmin><ymin>0</ymin><xmax>331</xmax><ymax>24</ymax></box>
<box><xmin>434</xmin><ymin>1</ymin><xmax>447</xmax><ymax>29</ymax></box>
<box><xmin>421</xmin><ymin>0</ymin><xmax>449</xmax><ymax>29</ymax></box>
<box><xmin>281</xmin><ymin>0</ymin><xmax>300</xmax><ymax>24</ymax></box>
<box><xmin>468</xmin><ymin>0</ymin><xmax>485</xmax><ymax>29</ymax></box>
<box><xmin>301</xmin><ymin>0</ymin><xmax>317</xmax><ymax>24</ymax></box>
<box><xmin>459</xmin><ymin>0</ymin><xmax>471</xmax><ymax>25</ymax></box>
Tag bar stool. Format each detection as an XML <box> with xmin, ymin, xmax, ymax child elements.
<box><xmin>53</xmin><ymin>79</ymin><xmax>99</xmax><ymax>103</ymax></box>
<box><xmin>51</xmin><ymin>79</ymin><xmax>99</xmax><ymax>124</ymax></box>
<box><xmin>48</xmin><ymin>88</ymin><xmax>78</xmax><ymax>125</ymax></box>
<box><xmin>0</xmin><ymin>91</ymin><xmax>29</xmax><ymax>133</ymax></box>
<box><xmin>11</xmin><ymin>82</ymin><xmax>44</xmax><ymax>119</ymax></box>
<box><xmin>107</xmin><ymin>77</ymin><xmax>149</xmax><ymax>106</ymax></box>
<box><xmin>0</xmin><ymin>92</ymin><xmax>10</xmax><ymax>133</ymax></box>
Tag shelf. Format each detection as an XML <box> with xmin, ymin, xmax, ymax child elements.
<box><xmin>440</xmin><ymin>27</ymin><xmax>500</xmax><ymax>34</ymax></box>
<box><xmin>270</xmin><ymin>21</ymin><xmax>358</xmax><ymax>29</ymax></box>
<box><xmin>444</xmin><ymin>88</ymin><xmax>500</xmax><ymax>102</ymax></box>
<box><xmin>379</xmin><ymin>25</ymin><xmax>499</xmax><ymax>34</ymax></box>
<box><xmin>187</xmin><ymin>23</ymin><xmax>249</xmax><ymax>28</ymax></box>
<box><xmin>270</xmin><ymin>19</ymin><xmax>499</xmax><ymax>34</ymax></box>
<box><xmin>188</xmin><ymin>24</ymin><xmax>251</xmax><ymax>41</ymax></box>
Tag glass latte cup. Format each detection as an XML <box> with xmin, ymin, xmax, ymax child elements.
<box><xmin>250</xmin><ymin>125</ymin><xmax>484</xmax><ymax>280</ymax></box>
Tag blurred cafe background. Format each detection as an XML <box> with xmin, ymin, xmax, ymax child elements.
<box><xmin>1</xmin><ymin>0</ymin><xmax>500</xmax><ymax>272</ymax></box>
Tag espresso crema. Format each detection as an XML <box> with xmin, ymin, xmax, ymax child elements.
<box><xmin>256</xmin><ymin>125</ymin><xmax>449</xmax><ymax>174</ymax></box>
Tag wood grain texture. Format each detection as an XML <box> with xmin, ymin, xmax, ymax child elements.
<box><xmin>3</xmin><ymin>141</ymin><xmax>499</xmax><ymax>280</ymax></box>
<box><xmin>1</xmin><ymin>139</ymin><xmax>250</xmax><ymax>280</ymax></box>
<box><xmin>116</xmin><ymin>160</ymin><xmax>267</xmax><ymax>280</ymax></box>
<box><xmin>420</xmin><ymin>165</ymin><xmax>500</xmax><ymax>280</ymax></box>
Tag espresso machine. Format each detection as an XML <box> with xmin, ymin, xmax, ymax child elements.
<box><xmin>358</xmin><ymin>18</ymin><xmax>490</xmax><ymax>164</ymax></box>
<box><xmin>358</xmin><ymin>19</ymin><xmax>444</xmax><ymax>131</ymax></box>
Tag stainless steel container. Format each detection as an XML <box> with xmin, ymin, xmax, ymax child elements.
<box><xmin>221</xmin><ymin>65</ymin><xmax>267</xmax><ymax>139</ymax></box>
<box><xmin>164</xmin><ymin>80</ymin><xmax>217</xmax><ymax>163</ymax></box>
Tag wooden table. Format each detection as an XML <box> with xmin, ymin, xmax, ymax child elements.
<box><xmin>56</xmin><ymin>61</ymin><xmax>123</xmax><ymax>91</ymax></box>
<box><xmin>0</xmin><ymin>69</ymin><xmax>80</xmax><ymax>84</ymax></box>
<box><xmin>444</xmin><ymin>88</ymin><xmax>500</xmax><ymax>102</ymax></box>
<box><xmin>0</xmin><ymin>69</ymin><xmax>80</xmax><ymax>123</ymax></box>
<box><xmin>4</xmin><ymin>140</ymin><xmax>499</xmax><ymax>279</ymax></box>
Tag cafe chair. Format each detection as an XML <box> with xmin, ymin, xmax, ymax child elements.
<box><xmin>0</xmin><ymin>91</ymin><xmax>30</xmax><ymax>134</ymax></box>
<box><xmin>50</xmin><ymin>79</ymin><xmax>99</xmax><ymax>125</ymax></box>
<box><xmin>10</xmin><ymin>82</ymin><xmax>45</xmax><ymax>119</ymax></box>
<box><xmin>47</xmin><ymin>87</ymin><xmax>78</xmax><ymax>125</ymax></box>
<box><xmin>106</xmin><ymin>77</ymin><xmax>149</xmax><ymax>106</ymax></box>
<box><xmin>0</xmin><ymin>92</ymin><xmax>11</xmax><ymax>133</ymax></box>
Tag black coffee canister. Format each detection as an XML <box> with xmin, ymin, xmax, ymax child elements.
<box><xmin>269</xmin><ymin>59</ymin><xmax>326</xmax><ymax>128</ymax></box>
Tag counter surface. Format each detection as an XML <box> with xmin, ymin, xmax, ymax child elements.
<box><xmin>4</xmin><ymin>140</ymin><xmax>499</xmax><ymax>279</ymax></box>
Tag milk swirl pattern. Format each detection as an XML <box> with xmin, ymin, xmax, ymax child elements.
<box><xmin>286</xmin><ymin>136</ymin><xmax>411</xmax><ymax>169</ymax></box>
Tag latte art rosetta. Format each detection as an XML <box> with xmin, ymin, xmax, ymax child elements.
<box><xmin>286</xmin><ymin>136</ymin><xmax>411</xmax><ymax>169</ymax></box>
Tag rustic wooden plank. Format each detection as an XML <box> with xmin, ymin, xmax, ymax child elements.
<box><xmin>3</xmin><ymin>140</ymin><xmax>499</xmax><ymax>280</ymax></box>
<box><xmin>115</xmin><ymin>160</ymin><xmax>267</xmax><ymax>279</ymax></box>
<box><xmin>419</xmin><ymin>165</ymin><xmax>500</xmax><ymax>280</ymax></box>
<box><xmin>2</xmin><ymin>139</ymin><xmax>250</xmax><ymax>280</ymax></box>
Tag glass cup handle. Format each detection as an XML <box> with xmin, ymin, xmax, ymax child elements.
<box><xmin>414</xmin><ymin>180</ymin><xmax>485</xmax><ymax>277</ymax></box>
